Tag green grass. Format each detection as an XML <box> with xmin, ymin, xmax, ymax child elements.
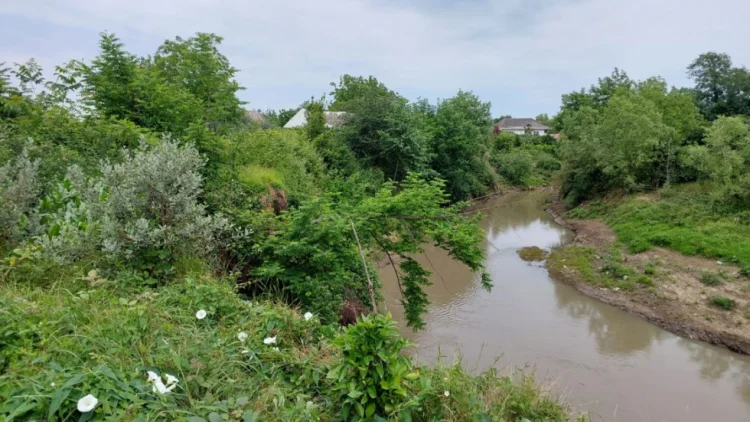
<box><xmin>567</xmin><ymin>184</ymin><xmax>750</xmax><ymax>266</ymax></box>
<box><xmin>635</xmin><ymin>274</ymin><xmax>654</xmax><ymax>286</ymax></box>
<box><xmin>0</xmin><ymin>275</ymin><xmax>571</xmax><ymax>421</ymax></box>
<box><xmin>700</xmin><ymin>272</ymin><xmax>723</xmax><ymax>286</ymax></box>
<box><xmin>709</xmin><ymin>296</ymin><xmax>737</xmax><ymax>311</ymax></box>
<box><xmin>548</xmin><ymin>246</ymin><xmax>638</xmax><ymax>290</ymax></box>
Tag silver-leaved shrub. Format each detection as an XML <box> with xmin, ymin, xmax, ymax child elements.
<box><xmin>34</xmin><ymin>138</ymin><xmax>231</xmax><ymax>276</ymax></box>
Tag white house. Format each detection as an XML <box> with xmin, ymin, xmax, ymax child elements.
<box><xmin>494</xmin><ymin>118</ymin><xmax>550</xmax><ymax>135</ymax></box>
<box><xmin>283</xmin><ymin>108</ymin><xmax>348</xmax><ymax>129</ymax></box>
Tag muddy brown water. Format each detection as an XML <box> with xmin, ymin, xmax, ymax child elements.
<box><xmin>380</xmin><ymin>190</ymin><xmax>750</xmax><ymax>421</ymax></box>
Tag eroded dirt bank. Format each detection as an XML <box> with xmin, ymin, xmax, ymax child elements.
<box><xmin>546</xmin><ymin>203</ymin><xmax>750</xmax><ymax>355</ymax></box>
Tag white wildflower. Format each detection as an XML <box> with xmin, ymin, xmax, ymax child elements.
<box><xmin>304</xmin><ymin>312</ymin><xmax>314</xmax><ymax>321</ymax></box>
<box><xmin>77</xmin><ymin>394</ymin><xmax>98</xmax><ymax>412</ymax></box>
<box><xmin>272</xmin><ymin>347</ymin><xmax>280</xmax><ymax>352</ymax></box>
<box><xmin>165</xmin><ymin>374</ymin><xmax>179</xmax><ymax>386</ymax></box>
<box><xmin>623</xmin><ymin>275</ymin><xmax>628</xmax><ymax>280</ymax></box>
<box><xmin>195</xmin><ymin>309</ymin><xmax>207</xmax><ymax>320</ymax></box>
<box><xmin>146</xmin><ymin>371</ymin><xmax>178</xmax><ymax>395</ymax></box>
<box><xmin>444</xmin><ymin>390</ymin><xmax>450</xmax><ymax>397</ymax></box>
<box><xmin>50</xmin><ymin>382</ymin><xmax>56</xmax><ymax>387</ymax></box>
<box><xmin>237</xmin><ymin>331</ymin><xmax>248</xmax><ymax>342</ymax></box>
<box><xmin>263</xmin><ymin>336</ymin><xmax>277</xmax><ymax>345</ymax></box>
<box><xmin>241</xmin><ymin>349</ymin><xmax>250</xmax><ymax>354</ymax></box>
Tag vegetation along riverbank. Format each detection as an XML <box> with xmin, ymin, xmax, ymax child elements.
<box><xmin>4</xmin><ymin>21</ymin><xmax>750</xmax><ymax>419</ymax></box>
<box><xmin>546</xmin><ymin>190</ymin><xmax>750</xmax><ymax>355</ymax></box>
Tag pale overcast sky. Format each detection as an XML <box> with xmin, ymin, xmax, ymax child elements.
<box><xmin>2</xmin><ymin>0</ymin><xmax>749</xmax><ymax>117</ymax></box>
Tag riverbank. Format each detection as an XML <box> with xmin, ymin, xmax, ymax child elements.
<box><xmin>546</xmin><ymin>200</ymin><xmax>750</xmax><ymax>355</ymax></box>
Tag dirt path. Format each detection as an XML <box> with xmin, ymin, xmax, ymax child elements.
<box><xmin>546</xmin><ymin>205</ymin><xmax>750</xmax><ymax>355</ymax></box>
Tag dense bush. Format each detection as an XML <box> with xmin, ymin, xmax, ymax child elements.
<box><xmin>495</xmin><ymin>150</ymin><xmax>533</xmax><ymax>185</ymax></box>
<box><xmin>0</xmin><ymin>148</ymin><xmax>40</xmax><ymax>252</ymax></box>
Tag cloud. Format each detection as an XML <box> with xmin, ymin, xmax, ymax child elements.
<box><xmin>1</xmin><ymin>0</ymin><xmax>749</xmax><ymax>116</ymax></box>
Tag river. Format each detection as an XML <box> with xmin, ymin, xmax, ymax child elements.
<box><xmin>379</xmin><ymin>190</ymin><xmax>750</xmax><ymax>421</ymax></box>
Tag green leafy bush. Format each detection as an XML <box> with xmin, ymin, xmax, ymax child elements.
<box><xmin>635</xmin><ymin>274</ymin><xmax>654</xmax><ymax>286</ymax></box>
<box><xmin>328</xmin><ymin>313</ymin><xmax>414</xmax><ymax>420</ymax></box>
<box><xmin>709</xmin><ymin>296</ymin><xmax>737</xmax><ymax>311</ymax></box>
<box><xmin>495</xmin><ymin>150</ymin><xmax>533</xmax><ymax>185</ymax></box>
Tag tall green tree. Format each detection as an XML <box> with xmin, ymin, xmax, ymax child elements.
<box><xmin>688</xmin><ymin>52</ymin><xmax>750</xmax><ymax>119</ymax></box>
<box><xmin>78</xmin><ymin>33</ymin><xmax>139</xmax><ymax>121</ymax></box>
<box><xmin>153</xmin><ymin>33</ymin><xmax>245</xmax><ymax>130</ymax></box>
<box><xmin>431</xmin><ymin>91</ymin><xmax>494</xmax><ymax>200</ymax></box>
<box><xmin>330</xmin><ymin>75</ymin><xmax>431</xmax><ymax>181</ymax></box>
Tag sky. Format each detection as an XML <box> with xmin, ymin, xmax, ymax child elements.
<box><xmin>2</xmin><ymin>0</ymin><xmax>749</xmax><ymax>117</ymax></box>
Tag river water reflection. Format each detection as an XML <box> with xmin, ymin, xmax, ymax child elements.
<box><xmin>380</xmin><ymin>190</ymin><xmax>750</xmax><ymax>421</ymax></box>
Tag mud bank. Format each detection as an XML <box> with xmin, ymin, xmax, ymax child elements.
<box><xmin>546</xmin><ymin>203</ymin><xmax>750</xmax><ymax>355</ymax></box>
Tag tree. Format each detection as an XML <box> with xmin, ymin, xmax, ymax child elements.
<box><xmin>78</xmin><ymin>32</ymin><xmax>138</xmax><ymax>121</ymax></box>
<box><xmin>535</xmin><ymin>113</ymin><xmax>552</xmax><ymax>126</ymax></box>
<box><xmin>329</xmin><ymin>75</ymin><xmax>396</xmax><ymax>111</ymax></box>
<box><xmin>688</xmin><ymin>52</ymin><xmax>750</xmax><ymax>119</ymax></box>
<box><xmin>330</xmin><ymin>75</ymin><xmax>431</xmax><ymax>181</ymax></box>
<box><xmin>305</xmin><ymin>99</ymin><xmax>326</xmax><ymax>140</ymax></box>
<box><xmin>255</xmin><ymin>174</ymin><xmax>490</xmax><ymax>328</ymax></box>
<box><xmin>153</xmin><ymin>33</ymin><xmax>245</xmax><ymax>130</ymax></box>
<box><xmin>431</xmin><ymin>91</ymin><xmax>494</xmax><ymax>200</ymax></box>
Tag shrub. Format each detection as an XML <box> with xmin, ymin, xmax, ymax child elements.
<box><xmin>536</xmin><ymin>152</ymin><xmax>562</xmax><ymax>172</ymax></box>
<box><xmin>700</xmin><ymin>272</ymin><xmax>722</xmax><ymax>286</ymax></box>
<box><xmin>328</xmin><ymin>313</ymin><xmax>414</xmax><ymax>420</ymax></box>
<box><xmin>0</xmin><ymin>147</ymin><xmax>41</xmax><ymax>252</ymax></box>
<box><xmin>709</xmin><ymin>296</ymin><xmax>737</xmax><ymax>311</ymax></box>
<box><xmin>28</xmin><ymin>139</ymin><xmax>232</xmax><ymax>280</ymax></box>
<box><xmin>635</xmin><ymin>274</ymin><xmax>654</xmax><ymax>286</ymax></box>
<box><xmin>644</xmin><ymin>263</ymin><xmax>657</xmax><ymax>275</ymax></box>
<box><xmin>495</xmin><ymin>150</ymin><xmax>533</xmax><ymax>185</ymax></box>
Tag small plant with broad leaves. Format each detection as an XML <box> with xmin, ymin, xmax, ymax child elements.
<box><xmin>327</xmin><ymin>313</ymin><xmax>416</xmax><ymax>420</ymax></box>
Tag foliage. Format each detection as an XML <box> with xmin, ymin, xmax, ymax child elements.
<box><xmin>430</xmin><ymin>91</ymin><xmax>495</xmax><ymax>200</ymax></box>
<box><xmin>0</xmin><ymin>275</ymin><xmax>570</xmax><ymax>421</ymax></box>
<box><xmin>255</xmin><ymin>174</ymin><xmax>490</xmax><ymax>328</ymax></box>
<box><xmin>557</xmin><ymin>71</ymin><xmax>704</xmax><ymax>202</ymax></box>
<box><xmin>682</xmin><ymin>116</ymin><xmax>750</xmax><ymax>207</ymax></box>
<box><xmin>567</xmin><ymin>186</ymin><xmax>750</xmax><ymax>267</ymax></box>
<box><xmin>305</xmin><ymin>100</ymin><xmax>327</xmax><ymax>140</ymax></box>
<box><xmin>700</xmin><ymin>272</ymin><xmax>722</xmax><ymax>286</ymax></box>
<box><xmin>688</xmin><ymin>52</ymin><xmax>750</xmax><ymax>120</ymax></box>
<box><xmin>494</xmin><ymin>150</ymin><xmax>533</xmax><ymax>185</ymax></box>
<box><xmin>331</xmin><ymin>75</ymin><xmax>432</xmax><ymax>181</ymax></box>
<box><xmin>709</xmin><ymin>296</ymin><xmax>737</xmax><ymax>311</ymax></box>
<box><xmin>224</xmin><ymin>128</ymin><xmax>324</xmax><ymax>202</ymax></box>
<box><xmin>0</xmin><ymin>147</ymin><xmax>40</xmax><ymax>252</ymax></box>
<box><xmin>328</xmin><ymin>314</ymin><xmax>413</xmax><ymax>420</ymax></box>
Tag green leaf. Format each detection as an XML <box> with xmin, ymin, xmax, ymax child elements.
<box><xmin>48</xmin><ymin>388</ymin><xmax>71</xmax><ymax>419</ymax></box>
<box><xmin>187</xmin><ymin>418</ymin><xmax>207</xmax><ymax>422</ymax></box>
<box><xmin>61</xmin><ymin>374</ymin><xmax>85</xmax><ymax>389</ymax></box>
<box><xmin>242</xmin><ymin>410</ymin><xmax>259</xmax><ymax>422</ymax></box>
<box><xmin>365</xmin><ymin>402</ymin><xmax>376</xmax><ymax>418</ymax></box>
<box><xmin>367</xmin><ymin>385</ymin><xmax>377</xmax><ymax>398</ymax></box>
<box><xmin>208</xmin><ymin>412</ymin><xmax>223</xmax><ymax>422</ymax></box>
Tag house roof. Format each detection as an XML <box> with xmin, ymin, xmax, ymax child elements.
<box><xmin>283</xmin><ymin>109</ymin><xmax>348</xmax><ymax>129</ymax></box>
<box><xmin>246</xmin><ymin>109</ymin><xmax>268</xmax><ymax>124</ymax></box>
<box><xmin>496</xmin><ymin>117</ymin><xmax>550</xmax><ymax>130</ymax></box>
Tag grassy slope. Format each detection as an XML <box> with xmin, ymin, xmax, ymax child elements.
<box><xmin>567</xmin><ymin>184</ymin><xmax>750</xmax><ymax>268</ymax></box>
<box><xmin>0</xmin><ymin>275</ymin><xmax>571</xmax><ymax>421</ymax></box>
